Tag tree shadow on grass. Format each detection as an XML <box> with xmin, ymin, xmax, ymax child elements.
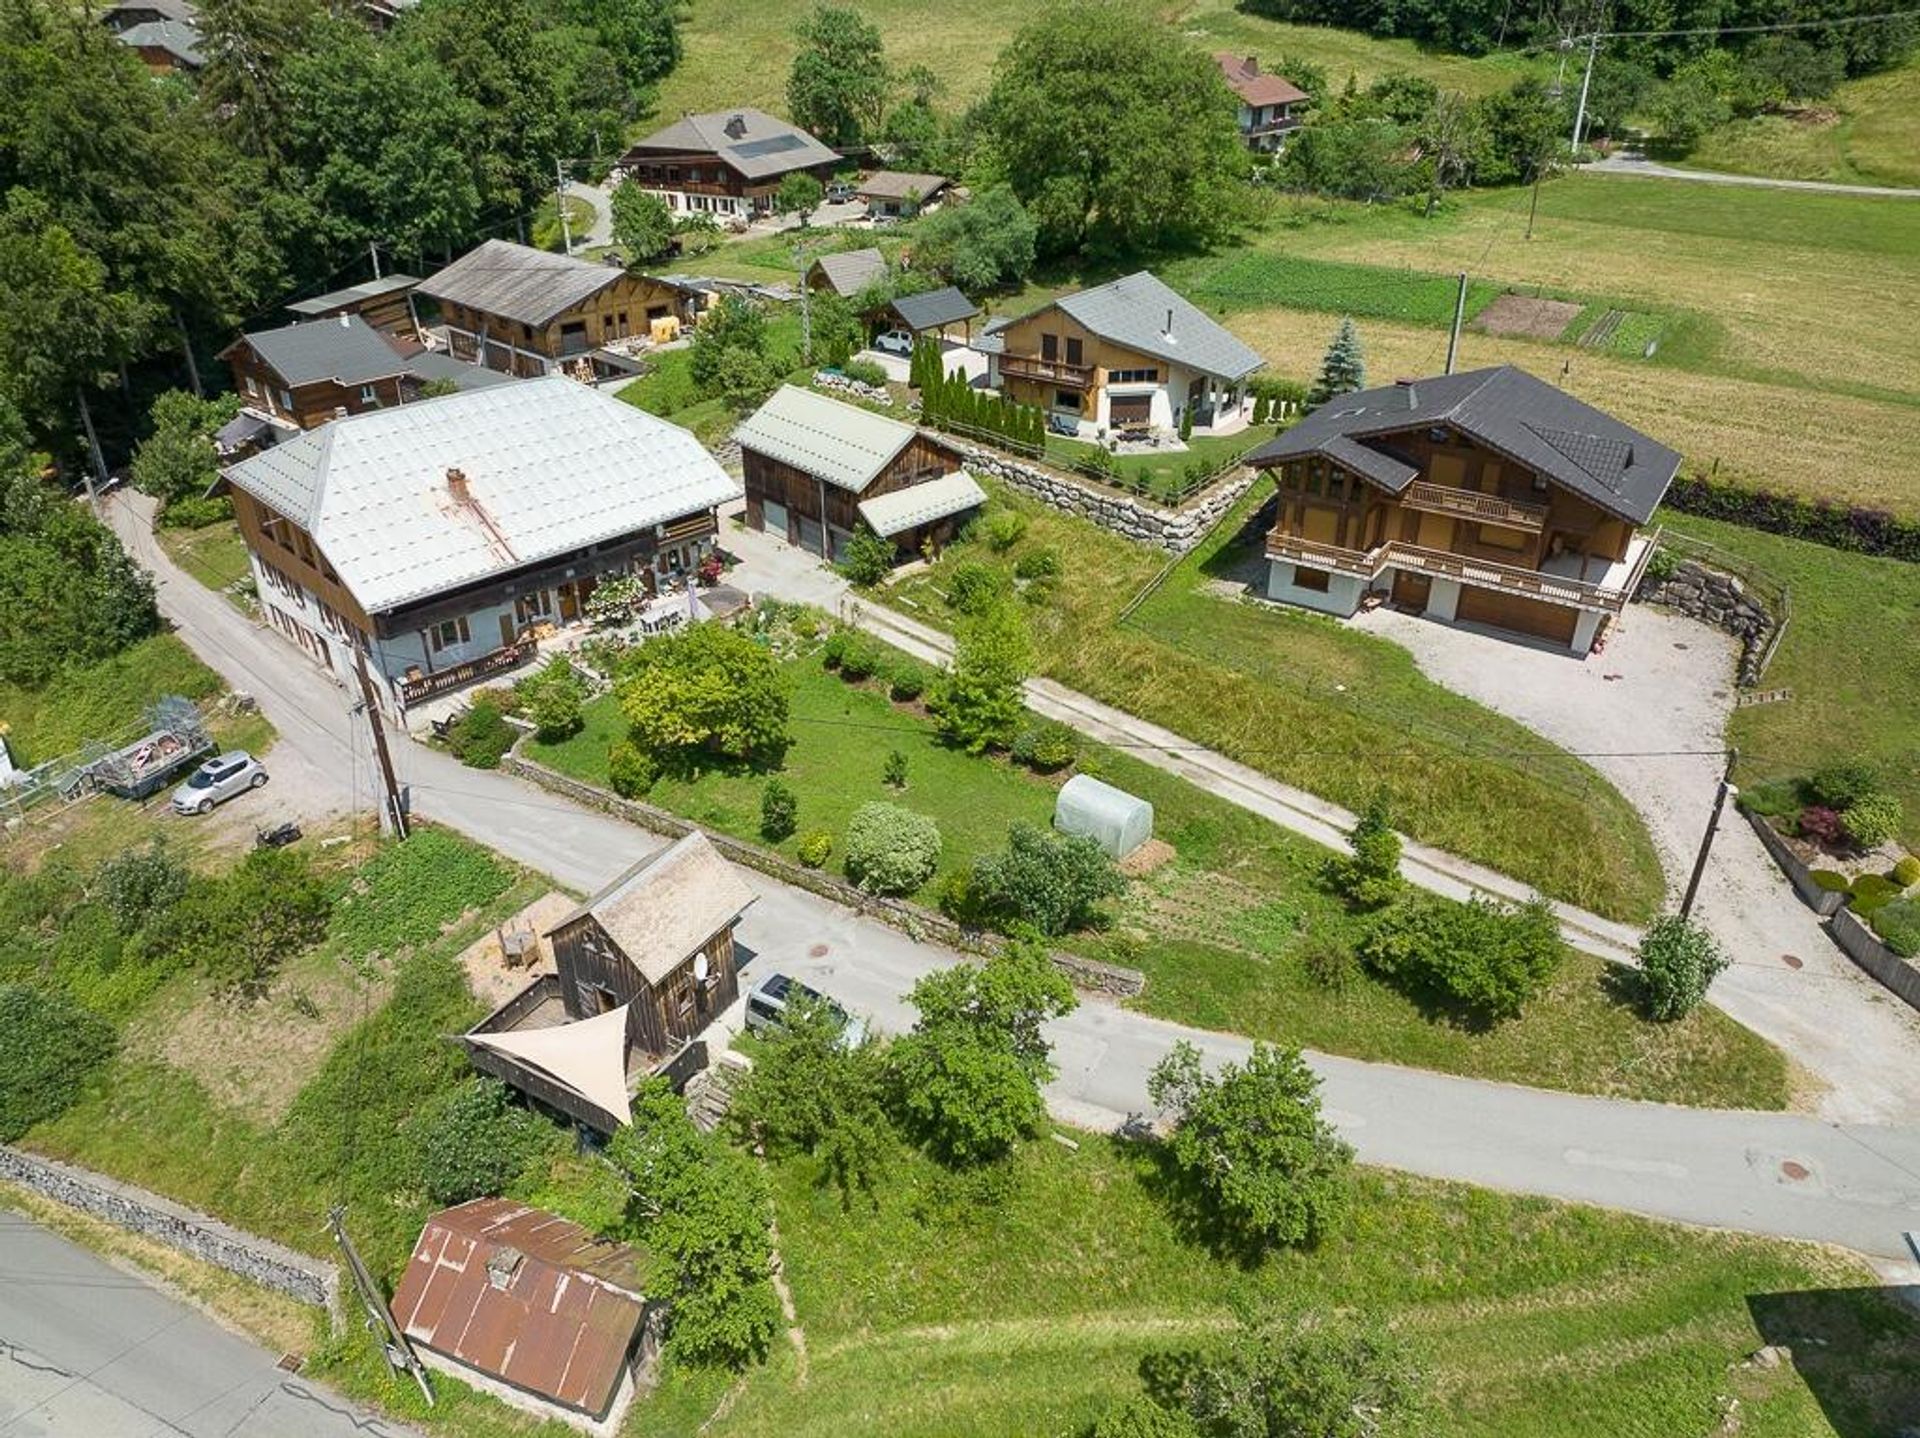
<box><xmin>1745</xmin><ymin>1287</ymin><xmax>1920</xmax><ymax>1436</ymax></box>
<box><xmin>1116</xmin><ymin>1130</ymin><xmax>1294</xmax><ymax>1273</ymax></box>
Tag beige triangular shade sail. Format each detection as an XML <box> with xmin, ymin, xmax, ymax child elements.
<box><xmin>468</xmin><ymin>1004</ymin><xmax>633</xmax><ymax>1127</ymax></box>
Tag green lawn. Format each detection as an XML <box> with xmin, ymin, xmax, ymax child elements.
<box><xmin>619</xmin><ymin>311</ymin><xmax>808</xmax><ymax>449</ymax></box>
<box><xmin>889</xmin><ymin>482</ymin><xmax>1666</xmax><ymax>922</ymax></box>
<box><xmin>683</xmin><ymin>1138</ymin><xmax>1916</xmax><ymax>1437</ymax></box>
<box><xmin>156</xmin><ymin>519</ymin><xmax>253</xmax><ymax>603</ymax></box>
<box><xmin>530</xmin><ymin>638</ymin><xmax>1779</xmax><ymax>1107</ymax></box>
<box><xmin>1658</xmin><ymin>511</ymin><xmax>1920</xmax><ymax>852</ymax></box>
<box><xmin>1042</xmin><ymin>424</ymin><xmax>1280</xmax><ymax>502</ymax></box>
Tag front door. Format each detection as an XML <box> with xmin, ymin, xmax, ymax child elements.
<box><xmin>1392</xmin><ymin>569</ymin><xmax>1431</xmax><ymax>610</ymax></box>
<box><xmin>556</xmin><ymin>582</ymin><xmax>580</xmax><ymax>623</ymax></box>
<box><xmin>498</xmin><ymin>613</ymin><xmax>516</xmax><ymax>647</ymax></box>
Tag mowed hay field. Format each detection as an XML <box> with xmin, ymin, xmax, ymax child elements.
<box><xmin>1214</xmin><ymin>173</ymin><xmax>1920</xmax><ymax>511</ymax></box>
<box><xmin>652</xmin><ymin>0</ymin><xmax>1538</xmax><ymax>121</ymax></box>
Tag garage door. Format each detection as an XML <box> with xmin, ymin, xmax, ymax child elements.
<box><xmin>1455</xmin><ymin>586</ymin><xmax>1580</xmax><ymax>645</ymax></box>
<box><xmin>1110</xmin><ymin>393</ymin><xmax>1152</xmax><ymax>425</ymax></box>
<box><xmin>826</xmin><ymin>527</ymin><xmax>855</xmax><ymax>562</ymax></box>
<box><xmin>796</xmin><ymin>516</ymin><xmax>825</xmax><ymax>556</ymax></box>
<box><xmin>761</xmin><ymin>499</ymin><xmax>789</xmax><ymax>542</ymax></box>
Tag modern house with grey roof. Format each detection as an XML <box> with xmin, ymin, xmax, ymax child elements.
<box><xmin>216</xmin><ymin>314</ymin><xmax>510</xmax><ymax>455</ymax></box>
<box><xmin>735</xmin><ymin>385</ymin><xmax>983</xmax><ymax>563</ymax></box>
<box><xmin>416</xmin><ymin>240</ymin><xmax>703</xmax><ymax>380</ymax></box>
<box><xmin>615</xmin><ymin>109</ymin><xmax>840</xmax><ymax>221</ymax></box>
<box><xmin>1246</xmin><ymin>365</ymin><xmax>1681</xmax><ymax>655</ymax></box>
<box><xmin>220</xmin><ymin>376</ymin><xmax>740</xmax><ymax>713</ymax></box>
<box><xmin>980</xmin><ymin>271</ymin><xmax>1265</xmax><ymax>438</ymax></box>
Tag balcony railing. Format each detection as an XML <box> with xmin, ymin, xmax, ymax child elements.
<box><xmin>659</xmin><ymin>512</ymin><xmax>717</xmax><ymax>543</ymax></box>
<box><xmin>998</xmin><ymin>353</ymin><xmax>1094</xmax><ymax>389</ymax></box>
<box><xmin>400</xmin><ymin>636</ymin><xmax>538</xmax><ymax>706</ymax></box>
<box><xmin>1401</xmin><ymin>481</ymin><xmax>1548</xmax><ymax>532</ymax></box>
<box><xmin>1265</xmin><ymin>531</ymin><xmax>1640</xmax><ymax>612</ymax></box>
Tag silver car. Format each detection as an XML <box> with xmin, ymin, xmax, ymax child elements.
<box><xmin>171</xmin><ymin>750</ymin><xmax>268</xmax><ymax>814</ymax></box>
<box><xmin>743</xmin><ymin>973</ymin><xmax>868</xmax><ymax>1049</ymax></box>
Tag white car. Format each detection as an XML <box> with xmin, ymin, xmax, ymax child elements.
<box><xmin>743</xmin><ymin>973</ymin><xmax>868</xmax><ymax>1049</ymax></box>
<box><xmin>871</xmin><ymin>328</ymin><xmax>915</xmax><ymax>358</ymax></box>
<box><xmin>171</xmin><ymin>750</ymin><xmax>268</xmax><ymax>815</ymax></box>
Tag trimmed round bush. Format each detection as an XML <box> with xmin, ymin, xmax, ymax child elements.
<box><xmin>843</xmin><ymin>802</ymin><xmax>941</xmax><ymax>895</ymax></box>
<box><xmin>608</xmin><ymin>740</ymin><xmax>659</xmax><ymax>798</ymax></box>
<box><xmin>447</xmin><ymin>700</ymin><xmax>515</xmax><ymax>769</ymax></box>
<box><xmin>1809</xmin><ymin>869</ymin><xmax>1852</xmax><ymax>893</ymax></box>
<box><xmin>1809</xmin><ymin>759</ymin><xmax>1882</xmax><ymax>811</ymax></box>
<box><xmin>888</xmin><ymin>665</ymin><xmax>928</xmax><ymax>702</ymax></box>
<box><xmin>1011</xmin><ymin>720</ymin><xmax>1079</xmax><ymax>772</ymax></box>
<box><xmin>796</xmin><ymin>830</ymin><xmax>834</xmax><ymax>869</ymax></box>
<box><xmin>1300</xmin><ymin>935</ymin><xmax>1357</xmax><ymax>994</ymax></box>
<box><xmin>1893</xmin><ymin>855</ymin><xmax>1920</xmax><ymax>891</ymax></box>
<box><xmin>1849</xmin><ymin>873</ymin><xmax>1901</xmax><ymax>914</ymax></box>
<box><xmin>1637</xmin><ymin>914</ymin><xmax>1729</xmax><ymax>1022</ymax></box>
<box><xmin>837</xmin><ymin>635</ymin><xmax>884</xmax><ymax>682</ymax></box>
<box><xmin>945</xmin><ymin>561</ymin><xmax>1012</xmax><ymax>615</ymax></box>
<box><xmin>1843</xmin><ymin>792</ymin><xmax>1903</xmax><ymax>849</ymax></box>
<box><xmin>1871</xmin><ymin>899</ymin><xmax>1920</xmax><ymax>958</ymax></box>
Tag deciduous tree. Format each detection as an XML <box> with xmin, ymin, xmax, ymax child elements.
<box><xmin>617</xmin><ymin>620</ymin><xmax>791</xmax><ymax>764</ymax></box>
<box><xmin>1148</xmin><ymin>1040</ymin><xmax>1352</xmax><ymax>1252</ymax></box>
<box><xmin>913</xmin><ymin>186</ymin><xmax>1037</xmax><ymax>292</ymax></box>
<box><xmin>610</xmin><ymin>179</ymin><xmax>674</xmax><ymax>261</ymax></box>
<box><xmin>786</xmin><ymin>4</ymin><xmax>889</xmax><ymax>150</ymax></box>
<box><xmin>930</xmin><ymin>599</ymin><xmax>1031</xmax><ymax>753</ymax></box>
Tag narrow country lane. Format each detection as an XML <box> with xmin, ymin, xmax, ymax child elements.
<box><xmin>105</xmin><ymin>492</ymin><xmax>1920</xmax><ymax>1272</ymax></box>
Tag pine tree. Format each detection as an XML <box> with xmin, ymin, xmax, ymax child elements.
<box><xmin>1310</xmin><ymin>317</ymin><xmax>1367</xmax><ymax>406</ymax></box>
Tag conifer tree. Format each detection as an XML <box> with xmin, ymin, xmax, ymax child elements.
<box><xmin>1310</xmin><ymin>316</ymin><xmax>1367</xmax><ymax>406</ymax></box>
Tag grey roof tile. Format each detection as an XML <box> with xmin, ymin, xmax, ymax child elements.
<box><xmin>232</xmin><ymin>315</ymin><xmax>411</xmax><ymax>388</ymax></box>
<box><xmin>1052</xmin><ymin>271</ymin><xmax>1265</xmax><ymax>381</ymax></box>
<box><xmin>889</xmin><ymin>286</ymin><xmax>979</xmax><ymax>332</ymax></box>
<box><xmin>626</xmin><ymin>109</ymin><xmax>839</xmax><ymax>180</ymax></box>
<box><xmin>733</xmin><ymin>385</ymin><xmax>918</xmax><ymax>494</ymax></box>
<box><xmin>416</xmin><ymin>240</ymin><xmax>624</xmax><ymax>329</ymax></box>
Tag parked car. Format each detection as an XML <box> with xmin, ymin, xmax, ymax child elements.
<box><xmin>871</xmin><ymin>328</ymin><xmax>915</xmax><ymax>357</ymax></box>
<box><xmin>171</xmin><ymin>750</ymin><xmax>268</xmax><ymax>814</ymax></box>
<box><xmin>743</xmin><ymin>972</ymin><xmax>867</xmax><ymax>1047</ymax></box>
<box><xmin>825</xmin><ymin>181</ymin><xmax>857</xmax><ymax>203</ymax></box>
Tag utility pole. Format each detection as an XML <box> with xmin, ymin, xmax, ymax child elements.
<box><xmin>352</xmin><ymin>647</ymin><xmax>409</xmax><ymax>840</ymax></box>
<box><xmin>1444</xmin><ymin>272</ymin><xmax>1468</xmax><ymax>375</ymax></box>
<box><xmin>75</xmin><ymin>387</ymin><xmax>106</xmax><ymax>510</ymax></box>
<box><xmin>1679</xmin><ymin>749</ymin><xmax>1738</xmax><ymax>921</ymax></box>
<box><xmin>795</xmin><ymin>246</ymin><xmax>814</xmax><ymax>366</ymax></box>
<box><xmin>329</xmin><ymin>1207</ymin><xmax>433</xmax><ymax>1407</ymax></box>
<box><xmin>1526</xmin><ymin>152</ymin><xmax>1546</xmax><ymax>240</ymax></box>
<box><xmin>1570</xmin><ymin>30</ymin><xmax>1599</xmax><ymax>158</ymax></box>
<box><xmin>555</xmin><ymin>158</ymin><xmax>574</xmax><ymax>256</ymax></box>
<box><xmin>368</xmin><ymin>240</ymin><xmax>382</xmax><ymax>280</ymax></box>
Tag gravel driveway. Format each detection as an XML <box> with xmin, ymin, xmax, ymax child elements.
<box><xmin>1355</xmin><ymin>602</ymin><xmax>1920</xmax><ymax>1123</ymax></box>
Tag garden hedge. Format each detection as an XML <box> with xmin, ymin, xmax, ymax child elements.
<box><xmin>1664</xmin><ymin>474</ymin><xmax>1920</xmax><ymax>562</ymax></box>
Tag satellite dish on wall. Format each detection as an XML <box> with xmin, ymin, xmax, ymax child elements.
<box><xmin>693</xmin><ymin>952</ymin><xmax>710</xmax><ymax>983</ymax></box>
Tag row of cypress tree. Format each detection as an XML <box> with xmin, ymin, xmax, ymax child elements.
<box><xmin>911</xmin><ymin>338</ymin><xmax>1046</xmax><ymax>453</ymax></box>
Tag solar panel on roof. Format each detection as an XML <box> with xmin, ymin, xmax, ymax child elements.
<box><xmin>732</xmin><ymin>134</ymin><xmax>808</xmax><ymax>157</ymax></box>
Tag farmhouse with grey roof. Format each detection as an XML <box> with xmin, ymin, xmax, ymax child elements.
<box><xmin>1248</xmin><ymin>365</ymin><xmax>1681</xmax><ymax>657</ymax></box>
<box><xmin>984</xmin><ymin>271</ymin><xmax>1265</xmax><ymax>438</ymax></box>
<box><xmin>736</xmin><ymin>386</ymin><xmax>983</xmax><ymax>565</ymax></box>
<box><xmin>616</xmin><ymin>109</ymin><xmax>840</xmax><ymax>222</ymax></box>
<box><xmin>220</xmin><ymin>376</ymin><xmax>739</xmax><ymax>715</ymax></box>
<box><xmin>416</xmin><ymin>240</ymin><xmax>703</xmax><ymax>381</ymax></box>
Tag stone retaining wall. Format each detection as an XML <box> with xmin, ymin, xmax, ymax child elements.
<box><xmin>1829</xmin><ymin>908</ymin><xmax>1920</xmax><ymax>1013</ymax></box>
<box><xmin>1635</xmin><ymin>560</ymin><xmax>1779</xmax><ymax>687</ymax></box>
<box><xmin>499</xmin><ymin>751</ymin><xmax>1147</xmax><ymax>999</ymax></box>
<box><xmin>1744</xmin><ymin>810</ymin><xmax>1847</xmax><ymax>917</ymax></box>
<box><xmin>939</xmin><ymin>437</ymin><xmax>1258</xmax><ymax>554</ymax></box>
<box><xmin>0</xmin><ymin>1146</ymin><xmax>337</xmax><ymax>1310</ymax></box>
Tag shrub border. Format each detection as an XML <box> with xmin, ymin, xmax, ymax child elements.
<box><xmin>1664</xmin><ymin>473</ymin><xmax>1920</xmax><ymax>564</ymax></box>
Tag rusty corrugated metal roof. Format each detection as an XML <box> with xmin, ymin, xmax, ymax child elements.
<box><xmin>390</xmin><ymin>1198</ymin><xmax>654</xmax><ymax>1418</ymax></box>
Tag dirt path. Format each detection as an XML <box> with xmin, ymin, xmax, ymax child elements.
<box><xmin>1584</xmin><ymin>153</ymin><xmax>1920</xmax><ymax>199</ymax></box>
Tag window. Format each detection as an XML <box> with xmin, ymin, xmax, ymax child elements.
<box><xmin>514</xmin><ymin>590</ymin><xmax>552</xmax><ymax>625</ymax></box>
<box><xmin>245</xmin><ymin>376</ymin><xmax>261</xmax><ymax>398</ymax></box>
<box><xmin>1293</xmin><ymin>566</ymin><xmax>1332</xmax><ymax>593</ymax></box>
<box><xmin>358</xmin><ymin>384</ymin><xmax>377</xmax><ymax>405</ymax></box>
<box><xmin>278</xmin><ymin>389</ymin><xmax>293</xmax><ymax>412</ymax></box>
<box><xmin>429</xmin><ymin>616</ymin><xmax>471</xmax><ymax>652</ymax></box>
<box><xmin>1040</xmin><ymin>333</ymin><xmax>1058</xmax><ymax>361</ymax></box>
<box><xmin>1065</xmin><ymin>337</ymin><xmax>1083</xmax><ymax>366</ymax></box>
<box><xmin>1108</xmin><ymin>367</ymin><xmax>1159</xmax><ymax>384</ymax></box>
<box><xmin>1054</xmin><ymin>389</ymin><xmax>1082</xmax><ymax>411</ymax></box>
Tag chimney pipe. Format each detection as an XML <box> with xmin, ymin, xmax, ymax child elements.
<box><xmin>1165</xmin><ymin>308</ymin><xmax>1174</xmax><ymax>335</ymax></box>
<box><xmin>447</xmin><ymin>467</ymin><xmax>469</xmax><ymax>502</ymax></box>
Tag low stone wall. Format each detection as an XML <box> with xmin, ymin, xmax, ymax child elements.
<box><xmin>0</xmin><ymin>1146</ymin><xmax>337</xmax><ymax>1310</ymax></box>
<box><xmin>814</xmin><ymin>370</ymin><xmax>894</xmax><ymax>406</ymax></box>
<box><xmin>939</xmin><ymin>436</ymin><xmax>1258</xmax><ymax>554</ymax></box>
<box><xmin>499</xmin><ymin>752</ymin><xmax>1147</xmax><ymax>999</ymax></box>
<box><xmin>1635</xmin><ymin>560</ymin><xmax>1779</xmax><ymax>687</ymax></box>
<box><xmin>1829</xmin><ymin>908</ymin><xmax>1920</xmax><ymax>1012</ymax></box>
<box><xmin>1744</xmin><ymin>809</ymin><xmax>1846</xmax><ymax>917</ymax></box>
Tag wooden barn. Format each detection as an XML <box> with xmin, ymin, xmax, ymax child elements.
<box><xmin>735</xmin><ymin>385</ymin><xmax>984</xmax><ymax>564</ymax></box>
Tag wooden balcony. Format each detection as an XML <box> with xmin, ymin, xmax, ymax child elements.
<box><xmin>659</xmin><ymin>511</ymin><xmax>717</xmax><ymax>543</ymax></box>
<box><xmin>1401</xmin><ymin>481</ymin><xmax>1548</xmax><ymax>532</ymax></box>
<box><xmin>998</xmin><ymin>353</ymin><xmax>1094</xmax><ymax>389</ymax></box>
<box><xmin>400</xmin><ymin>636</ymin><xmax>538</xmax><ymax>706</ymax></box>
<box><xmin>1266</xmin><ymin>530</ymin><xmax>1645</xmax><ymax>613</ymax></box>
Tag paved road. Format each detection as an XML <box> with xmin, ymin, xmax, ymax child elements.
<box><xmin>0</xmin><ymin>1215</ymin><xmax>412</xmax><ymax>1437</ymax></box>
<box><xmin>1585</xmin><ymin>153</ymin><xmax>1920</xmax><ymax>199</ymax></box>
<box><xmin>105</xmin><ymin>494</ymin><xmax>1920</xmax><ymax>1271</ymax></box>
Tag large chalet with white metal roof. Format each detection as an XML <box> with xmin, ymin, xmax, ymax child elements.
<box><xmin>219</xmin><ymin>377</ymin><xmax>739</xmax><ymax>713</ymax></box>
